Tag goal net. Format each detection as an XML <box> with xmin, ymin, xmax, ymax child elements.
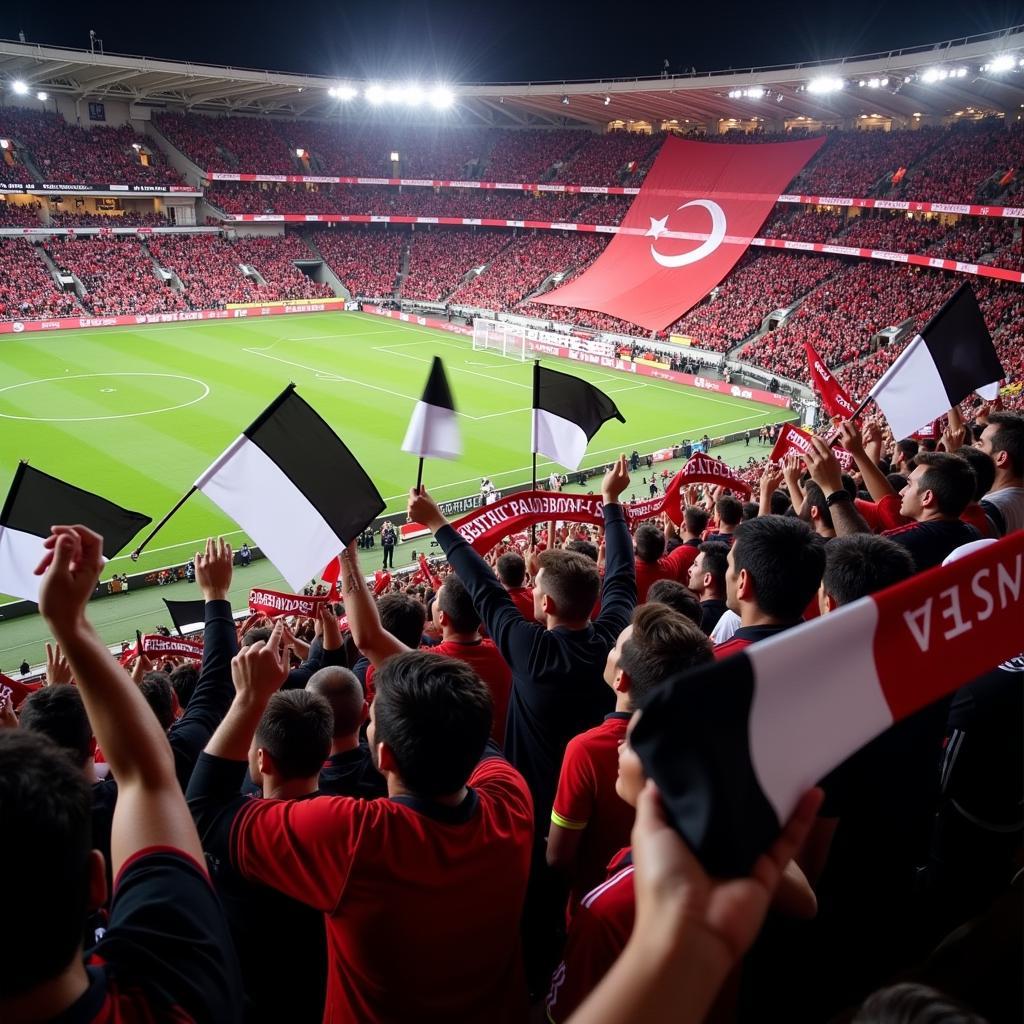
<box><xmin>472</xmin><ymin>318</ymin><xmax>527</xmax><ymax>361</ymax></box>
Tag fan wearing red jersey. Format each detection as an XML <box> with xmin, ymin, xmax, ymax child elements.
<box><xmin>497</xmin><ymin>550</ymin><xmax>536</xmax><ymax>620</ymax></box>
<box><xmin>632</xmin><ymin>522</ymin><xmax>698</xmax><ymax>603</ymax></box>
<box><xmin>548</xmin><ymin>605</ymin><xmax>714</xmax><ymax>916</ymax></box>
<box><xmin>189</xmin><ymin>616</ymin><xmax>534</xmax><ymax>1023</ymax></box>
<box><xmin>0</xmin><ymin>525</ymin><xmax>241</xmax><ymax>1024</ymax></box>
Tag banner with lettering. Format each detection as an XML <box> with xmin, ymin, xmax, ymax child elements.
<box><xmin>770</xmin><ymin>423</ymin><xmax>855</xmax><ymax>472</ymax></box>
<box><xmin>804</xmin><ymin>342</ymin><xmax>857</xmax><ymax>420</ymax></box>
<box><xmin>139</xmin><ymin>634</ymin><xmax>204</xmax><ymax>660</ymax></box>
<box><xmin>249</xmin><ymin>588</ymin><xmax>332</xmax><ymax>618</ymax></box>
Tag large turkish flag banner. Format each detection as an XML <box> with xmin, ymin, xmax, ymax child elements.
<box><xmin>534</xmin><ymin>134</ymin><xmax>825</xmax><ymax>331</ymax></box>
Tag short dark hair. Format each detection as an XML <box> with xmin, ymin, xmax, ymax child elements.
<box><xmin>741</xmin><ymin>501</ymin><xmax>759</xmax><ymax>521</ymax></box>
<box><xmin>823</xmin><ymin>535</ymin><xmax>915</xmax><ymax>607</ymax></box>
<box><xmin>769</xmin><ymin>489</ymin><xmax>791</xmax><ymax>516</ymax></box>
<box><xmin>896</xmin><ymin>438</ymin><xmax>919</xmax><ymax>466</ymax></box>
<box><xmin>254</xmin><ymin>690</ymin><xmax>333</xmax><ymax>780</ymax></box>
<box><xmin>496</xmin><ymin>552</ymin><xmax>526</xmax><ymax>588</ymax></box>
<box><xmin>731</xmin><ymin>516</ymin><xmax>825</xmax><ymax>621</ymax></box>
<box><xmin>684</xmin><ymin>506</ymin><xmax>709</xmax><ymax>535</ymax></box>
<box><xmin>565</xmin><ymin>539</ymin><xmax>598</xmax><ymax>562</ymax></box>
<box><xmin>537</xmin><ymin>549</ymin><xmax>600</xmax><ymax>621</ymax></box>
<box><xmin>634</xmin><ymin>523</ymin><xmax>665</xmax><ymax>563</ymax></box>
<box><xmin>696</xmin><ymin>541</ymin><xmax>729</xmax><ymax>591</ymax></box>
<box><xmin>373</xmin><ymin>651</ymin><xmax>492</xmax><ymax>796</ymax></box>
<box><xmin>307</xmin><ymin>666</ymin><xmax>365</xmax><ymax>737</ymax></box>
<box><xmin>437</xmin><ymin>575</ymin><xmax>481</xmax><ymax>634</ymax></box>
<box><xmin>955</xmin><ymin>445</ymin><xmax>995</xmax><ymax>501</ymax></box>
<box><xmin>802</xmin><ymin>481</ymin><xmax>833</xmax><ymax>531</ymax></box>
<box><xmin>987</xmin><ymin>411</ymin><xmax>1024</xmax><ymax>476</ymax></box>
<box><xmin>915</xmin><ymin>452</ymin><xmax>976</xmax><ymax>517</ymax></box>
<box><xmin>645</xmin><ymin>579</ymin><xmax>702</xmax><ymax>626</ymax></box>
<box><xmin>851</xmin><ymin>982</ymin><xmax>986</xmax><ymax>1024</ymax></box>
<box><xmin>377</xmin><ymin>593</ymin><xmax>426</xmax><ymax>649</ymax></box>
<box><xmin>620</xmin><ymin>605</ymin><xmax>713</xmax><ymax>708</ymax></box>
<box><xmin>886</xmin><ymin>472</ymin><xmax>909</xmax><ymax>493</ymax></box>
<box><xmin>0</xmin><ymin>730</ymin><xmax>92</xmax><ymax>997</ymax></box>
<box><xmin>169</xmin><ymin>663</ymin><xmax>198</xmax><ymax>710</ymax></box>
<box><xmin>716</xmin><ymin>495</ymin><xmax>744</xmax><ymax>527</ymax></box>
<box><xmin>18</xmin><ymin>687</ymin><xmax>93</xmax><ymax>769</ymax></box>
<box><xmin>242</xmin><ymin>625</ymin><xmax>273</xmax><ymax>647</ymax></box>
<box><xmin>139</xmin><ymin>672</ymin><xmax>175</xmax><ymax>730</ymax></box>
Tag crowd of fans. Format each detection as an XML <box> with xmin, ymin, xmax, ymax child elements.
<box><xmin>48</xmin><ymin>210</ymin><xmax>168</xmax><ymax>229</ymax></box>
<box><xmin>0</xmin><ymin>108</ymin><xmax>182</xmax><ymax>186</ymax></box>
<box><xmin>759</xmin><ymin>207</ymin><xmax>845</xmax><ymax>242</ymax></box>
<box><xmin>0</xmin><ymin>237</ymin><xmax>81</xmax><ymax>319</ymax></box>
<box><xmin>558</xmin><ymin>130</ymin><xmax>662</xmax><ymax>185</ymax></box>
<box><xmin>43</xmin><ymin>237</ymin><xmax>190</xmax><ymax>316</ymax></box>
<box><xmin>449</xmin><ymin>231</ymin><xmax>605</xmax><ymax>310</ymax></box>
<box><xmin>311</xmin><ymin>228</ymin><xmax>405</xmax><ymax>298</ymax></box>
<box><xmin>228</xmin><ymin>234</ymin><xmax>334</xmax><ymax>300</ymax></box>
<box><xmin>401</xmin><ymin>228</ymin><xmax>511</xmax><ymax>302</ymax></box>
<box><xmin>146</xmin><ymin>234</ymin><xmax>264</xmax><ymax>307</ymax></box>
<box><xmin>0</xmin><ymin>199</ymin><xmax>42</xmax><ymax>227</ymax></box>
<box><xmin>155</xmin><ymin>112</ymin><xmax>299</xmax><ymax>175</ymax></box>
<box><xmin>4</xmin><ymin>393</ymin><xmax>1021</xmax><ymax>1023</ymax></box>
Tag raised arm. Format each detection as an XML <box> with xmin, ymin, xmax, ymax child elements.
<box><xmin>594</xmin><ymin>456</ymin><xmax>637</xmax><ymax>635</ymax></box>
<box><xmin>37</xmin><ymin>525</ymin><xmax>204</xmax><ymax>875</ymax></box>
<box><xmin>758</xmin><ymin>463</ymin><xmax>784</xmax><ymax>518</ymax></box>
<box><xmin>839</xmin><ymin>420</ymin><xmax>895</xmax><ymax>504</ymax></box>
<box><xmin>339</xmin><ymin>541</ymin><xmax>408</xmax><ymax>666</ymax></box>
<box><xmin>167</xmin><ymin>538</ymin><xmax>238</xmax><ymax>788</ymax></box>
<box><xmin>805</xmin><ymin>437</ymin><xmax>872</xmax><ymax>536</ymax></box>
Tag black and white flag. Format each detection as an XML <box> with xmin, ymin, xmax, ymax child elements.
<box><xmin>532</xmin><ymin>364</ymin><xmax>625</xmax><ymax>471</ymax></box>
<box><xmin>402</xmin><ymin>357</ymin><xmax>461</xmax><ymax>460</ymax></box>
<box><xmin>869</xmin><ymin>283</ymin><xmax>1004</xmax><ymax>441</ymax></box>
<box><xmin>0</xmin><ymin>463</ymin><xmax>151</xmax><ymax>602</ymax></box>
<box><xmin>195</xmin><ymin>385</ymin><xmax>384</xmax><ymax>590</ymax></box>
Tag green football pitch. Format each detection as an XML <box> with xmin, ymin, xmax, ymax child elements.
<box><xmin>0</xmin><ymin>310</ymin><xmax>788</xmax><ymax>647</ymax></box>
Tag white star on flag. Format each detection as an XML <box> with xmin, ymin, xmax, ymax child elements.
<box><xmin>645</xmin><ymin>215</ymin><xmax>669</xmax><ymax>239</ymax></box>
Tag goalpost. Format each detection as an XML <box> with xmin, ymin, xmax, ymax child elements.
<box><xmin>472</xmin><ymin>318</ymin><xmax>528</xmax><ymax>361</ymax></box>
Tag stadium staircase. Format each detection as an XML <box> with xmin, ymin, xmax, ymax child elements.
<box><xmin>298</xmin><ymin>234</ymin><xmax>350</xmax><ymax>299</ymax></box>
<box><xmin>395</xmin><ymin>241</ymin><xmax>411</xmax><ymax>297</ymax></box>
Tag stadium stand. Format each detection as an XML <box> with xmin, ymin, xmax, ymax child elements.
<box><xmin>0</xmin><ymin>237</ymin><xmax>80</xmax><ymax>319</ymax></box>
<box><xmin>311</xmin><ymin>227</ymin><xmax>405</xmax><ymax>297</ymax></box>
<box><xmin>401</xmin><ymin>228</ymin><xmax>511</xmax><ymax>302</ymax></box>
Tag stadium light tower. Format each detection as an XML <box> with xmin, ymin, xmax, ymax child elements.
<box><xmin>11</xmin><ymin>80</ymin><xmax>28</xmax><ymax>95</ymax></box>
<box><xmin>36</xmin><ymin>90</ymin><xmax>48</xmax><ymax>101</ymax></box>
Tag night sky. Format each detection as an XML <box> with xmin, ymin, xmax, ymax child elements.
<box><xmin>3</xmin><ymin>1</ymin><xmax>1024</xmax><ymax>85</ymax></box>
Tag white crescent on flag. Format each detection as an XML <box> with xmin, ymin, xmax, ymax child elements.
<box><xmin>648</xmin><ymin>199</ymin><xmax>727</xmax><ymax>268</ymax></box>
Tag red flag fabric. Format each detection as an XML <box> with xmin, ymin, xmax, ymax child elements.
<box><xmin>998</xmin><ymin>167</ymin><xmax>1015</xmax><ymax>188</ymax></box>
<box><xmin>373</xmin><ymin>571</ymin><xmax>392</xmax><ymax>596</ymax></box>
<box><xmin>661</xmin><ymin>453</ymin><xmax>753</xmax><ymax>522</ymax></box>
<box><xmin>1</xmin><ymin>672</ymin><xmax>42</xmax><ymax>711</ymax></box>
<box><xmin>804</xmin><ymin>342</ymin><xmax>857</xmax><ymax>420</ymax></box>
<box><xmin>770</xmin><ymin>423</ymin><xmax>855</xmax><ymax>472</ymax></box>
<box><xmin>321</xmin><ymin>555</ymin><xmax>341</xmax><ymax>602</ymax></box>
<box><xmin>912</xmin><ymin>420</ymin><xmax>941</xmax><ymax>441</ymax></box>
<box><xmin>249</xmin><ymin>588</ymin><xmax>332</xmax><ymax>618</ymax></box>
<box><xmin>533</xmin><ymin>134</ymin><xmax>825</xmax><ymax>331</ymax></box>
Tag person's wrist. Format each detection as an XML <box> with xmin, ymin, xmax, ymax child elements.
<box><xmin>202</xmin><ymin>587</ymin><xmax>229</xmax><ymax>602</ymax></box>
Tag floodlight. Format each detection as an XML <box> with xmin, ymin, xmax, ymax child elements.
<box><xmin>429</xmin><ymin>86</ymin><xmax>454</xmax><ymax>109</ymax></box>
<box><xmin>401</xmin><ymin>84</ymin><xmax>425</xmax><ymax>106</ymax></box>
<box><xmin>11</xmin><ymin>80</ymin><xmax>28</xmax><ymax>95</ymax></box>
<box><xmin>603</xmin><ymin>95</ymin><xmax>611</xmax><ymax>106</ymax></box>
<box><xmin>131</xmin><ymin>142</ymin><xmax>142</xmax><ymax>151</ymax></box>
<box><xmin>0</xmin><ymin>139</ymin><xmax>8</xmax><ymax>149</ymax></box>
<box><xmin>807</xmin><ymin>76</ymin><xmax>843</xmax><ymax>94</ymax></box>
<box><xmin>36</xmin><ymin>91</ymin><xmax>48</xmax><ymax>101</ymax></box>
<box><xmin>296</xmin><ymin>148</ymin><xmax>306</xmax><ymax>158</ymax></box>
<box><xmin>745</xmin><ymin>86</ymin><xmax>764</xmax><ymax>98</ymax></box>
<box><xmin>365</xmin><ymin>84</ymin><xmax>385</xmax><ymax>104</ymax></box>
<box><xmin>333</xmin><ymin>85</ymin><xmax>357</xmax><ymax>101</ymax></box>
<box><xmin>880</xmin><ymin>77</ymin><xmax>889</xmax><ymax>86</ymax></box>
<box><xmin>390</xmin><ymin>151</ymin><xmax>400</xmax><ymax>162</ymax></box>
<box><xmin>921</xmin><ymin>68</ymin><xmax>942</xmax><ymax>84</ymax></box>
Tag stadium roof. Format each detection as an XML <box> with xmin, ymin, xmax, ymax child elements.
<box><xmin>1</xmin><ymin>26</ymin><xmax>1024</xmax><ymax>128</ymax></box>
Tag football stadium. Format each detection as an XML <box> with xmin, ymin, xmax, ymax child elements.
<box><xmin>0</xmin><ymin>8</ymin><xmax>1022</xmax><ymax>1023</ymax></box>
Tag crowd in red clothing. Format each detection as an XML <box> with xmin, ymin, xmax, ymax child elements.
<box><xmin>146</xmin><ymin>235</ymin><xmax>262</xmax><ymax>307</ymax></box>
<box><xmin>449</xmin><ymin>232</ymin><xmax>605</xmax><ymax>309</ymax></box>
<box><xmin>558</xmin><ymin>131</ymin><xmax>661</xmax><ymax>185</ymax></box>
<box><xmin>0</xmin><ymin>108</ymin><xmax>182</xmax><ymax>186</ymax></box>
<box><xmin>155</xmin><ymin>112</ymin><xmax>297</xmax><ymax>175</ymax></box>
<box><xmin>0</xmin><ymin>200</ymin><xmax>42</xmax><ymax>227</ymax></box>
<box><xmin>229</xmin><ymin>234</ymin><xmax>334</xmax><ymax>299</ymax></box>
<box><xmin>312</xmin><ymin>228</ymin><xmax>405</xmax><ymax>298</ymax></box>
<box><xmin>43</xmin><ymin>237</ymin><xmax>190</xmax><ymax>315</ymax></box>
<box><xmin>0</xmin><ymin>238</ymin><xmax>80</xmax><ymax>319</ymax></box>
<box><xmin>401</xmin><ymin>229</ymin><xmax>510</xmax><ymax>302</ymax></box>
<box><xmin>759</xmin><ymin>208</ymin><xmax>845</xmax><ymax>242</ymax></box>
<box><xmin>48</xmin><ymin>210</ymin><xmax>167</xmax><ymax>229</ymax></box>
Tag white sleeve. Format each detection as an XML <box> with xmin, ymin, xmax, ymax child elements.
<box><xmin>711</xmin><ymin>610</ymin><xmax>741</xmax><ymax>645</ymax></box>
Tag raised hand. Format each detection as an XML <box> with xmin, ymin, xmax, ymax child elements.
<box><xmin>408</xmin><ymin>485</ymin><xmax>447</xmax><ymax>533</ymax></box>
<box><xmin>45</xmin><ymin>641</ymin><xmax>73</xmax><ymax>686</ymax></box>
<box><xmin>601</xmin><ymin>455</ymin><xmax>630</xmax><ymax>504</ymax></box>
<box><xmin>838</xmin><ymin>419</ymin><xmax>866</xmax><ymax>456</ymax></box>
<box><xmin>195</xmin><ymin>537</ymin><xmax>233</xmax><ymax>602</ymax></box>
<box><xmin>230</xmin><ymin>618</ymin><xmax>291</xmax><ymax>702</ymax></box>
<box><xmin>805</xmin><ymin>436</ymin><xmax>844</xmax><ymax>496</ymax></box>
<box><xmin>36</xmin><ymin>525</ymin><xmax>106</xmax><ymax>634</ymax></box>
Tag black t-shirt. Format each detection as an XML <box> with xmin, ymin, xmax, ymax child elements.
<box><xmin>187</xmin><ymin>753</ymin><xmax>327</xmax><ymax>1024</ymax></box>
<box><xmin>698</xmin><ymin>599</ymin><xmax>728</xmax><ymax>637</ymax></box>
<box><xmin>882</xmin><ymin>519</ymin><xmax>981</xmax><ymax>573</ymax></box>
<box><xmin>318</xmin><ymin>743</ymin><xmax>387</xmax><ymax>800</ymax></box>
<box><xmin>61</xmin><ymin>849</ymin><xmax>242</xmax><ymax>1023</ymax></box>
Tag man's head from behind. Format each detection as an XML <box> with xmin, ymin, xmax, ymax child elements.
<box><xmin>0</xmin><ymin>730</ymin><xmax>103</xmax><ymax>1000</ymax></box>
<box><xmin>645</xmin><ymin>578</ymin><xmax>702</xmax><ymax>625</ymax></box>
<box><xmin>633</xmin><ymin>523</ymin><xmax>665</xmax><ymax>564</ymax></box>
<box><xmin>534</xmin><ymin>549</ymin><xmax>600</xmax><ymax>625</ymax></box>
<box><xmin>139</xmin><ymin>672</ymin><xmax>175</xmax><ymax>731</ymax></box>
<box><xmin>727</xmin><ymin>516</ymin><xmax>825</xmax><ymax>623</ymax></box>
<box><xmin>820</xmin><ymin>534</ymin><xmax>915</xmax><ymax>613</ymax></box>
<box><xmin>307</xmin><ymin>666</ymin><xmax>367</xmax><ymax>740</ymax></box>
<box><xmin>716</xmin><ymin>495</ymin><xmax>744</xmax><ymax>529</ymax></box>
<box><xmin>250</xmin><ymin>690</ymin><xmax>333</xmax><ymax>787</ymax></box>
<box><xmin>18</xmin><ymin>686</ymin><xmax>93</xmax><ymax>771</ymax></box>
<box><xmin>377</xmin><ymin>593</ymin><xmax>427</xmax><ymax>649</ymax></box>
<box><xmin>496</xmin><ymin>551</ymin><xmax>526</xmax><ymax>588</ymax></box>
<box><xmin>369</xmin><ymin>651</ymin><xmax>492</xmax><ymax>798</ymax></box>
<box><xmin>433</xmin><ymin>575</ymin><xmax>481</xmax><ymax>637</ymax></box>
<box><xmin>687</xmin><ymin>541</ymin><xmax>729</xmax><ymax>599</ymax></box>
<box><xmin>898</xmin><ymin>452</ymin><xmax>976</xmax><ymax>521</ymax></box>
<box><xmin>683</xmin><ymin>505</ymin><xmax>709</xmax><ymax>538</ymax></box>
<box><xmin>605</xmin><ymin>603</ymin><xmax>714</xmax><ymax>711</ymax></box>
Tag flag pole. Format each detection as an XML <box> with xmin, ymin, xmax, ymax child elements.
<box><xmin>129</xmin><ymin>485</ymin><xmax>197</xmax><ymax>561</ymax></box>
<box><xmin>415</xmin><ymin>457</ymin><xmax>424</xmax><ymax>493</ymax></box>
<box><xmin>823</xmin><ymin>393</ymin><xmax>874</xmax><ymax>447</ymax></box>
<box><xmin>531</xmin><ymin>360</ymin><xmax>540</xmax><ymax>544</ymax></box>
